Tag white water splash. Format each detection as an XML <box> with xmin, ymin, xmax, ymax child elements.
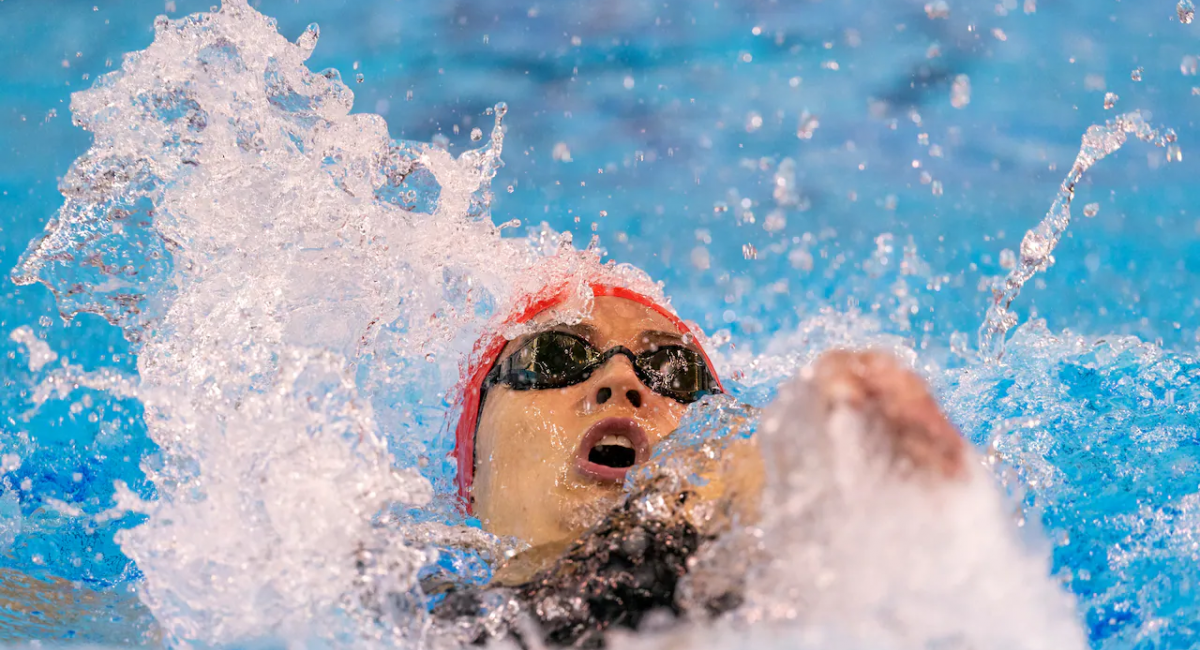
<box><xmin>977</xmin><ymin>111</ymin><xmax>1177</xmax><ymax>361</ymax></box>
<box><xmin>11</xmin><ymin>0</ymin><xmax>697</xmax><ymax>643</ymax></box>
<box><xmin>740</xmin><ymin>372</ymin><xmax>1083</xmax><ymax>649</ymax></box>
<box><xmin>10</xmin><ymin>1</ymin><xmax>544</xmax><ymax>644</ymax></box>
<box><xmin>9</xmin><ymin>326</ymin><xmax>58</xmax><ymax>372</ymax></box>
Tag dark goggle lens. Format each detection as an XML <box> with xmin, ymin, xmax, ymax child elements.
<box><xmin>504</xmin><ymin>332</ymin><xmax>595</xmax><ymax>388</ymax></box>
<box><xmin>494</xmin><ymin>331</ymin><xmax>718</xmax><ymax>403</ymax></box>
<box><xmin>639</xmin><ymin>346</ymin><xmax>714</xmax><ymax>402</ymax></box>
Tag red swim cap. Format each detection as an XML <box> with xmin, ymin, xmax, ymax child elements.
<box><xmin>450</xmin><ymin>271</ymin><xmax>723</xmax><ymax>514</ymax></box>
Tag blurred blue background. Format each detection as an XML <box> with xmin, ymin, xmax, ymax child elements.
<box><xmin>1</xmin><ymin>0</ymin><xmax>1198</xmax><ymax>645</ymax></box>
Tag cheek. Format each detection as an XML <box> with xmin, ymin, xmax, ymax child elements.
<box><xmin>644</xmin><ymin>400</ymin><xmax>687</xmax><ymax>443</ymax></box>
<box><xmin>479</xmin><ymin>392</ymin><xmax>585</xmax><ymax>468</ymax></box>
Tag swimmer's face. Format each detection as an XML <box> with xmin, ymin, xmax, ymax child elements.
<box><xmin>472</xmin><ymin>296</ymin><xmax>699</xmax><ymax>548</ymax></box>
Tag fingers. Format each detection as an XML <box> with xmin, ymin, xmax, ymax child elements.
<box><xmin>812</xmin><ymin>350</ymin><xmax>966</xmax><ymax>481</ymax></box>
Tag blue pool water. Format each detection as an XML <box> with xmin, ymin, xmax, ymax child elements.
<box><xmin>1</xmin><ymin>0</ymin><xmax>1198</xmax><ymax>647</ymax></box>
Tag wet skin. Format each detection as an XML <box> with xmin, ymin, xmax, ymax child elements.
<box><xmin>472</xmin><ymin>296</ymin><xmax>695</xmax><ymax>548</ymax></box>
<box><xmin>472</xmin><ymin>297</ymin><xmax>968</xmax><ymax>558</ymax></box>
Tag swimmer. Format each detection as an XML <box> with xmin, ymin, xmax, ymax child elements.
<box><xmin>4</xmin><ymin>260</ymin><xmax>969</xmax><ymax>648</ymax></box>
<box><xmin>431</xmin><ymin>255</ymin><xmax>970</xmax><ymax>646</ymax></box>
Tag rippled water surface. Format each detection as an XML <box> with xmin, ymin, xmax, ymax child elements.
<box><xmin>0</xmin><ymin>0</ymin><xmax>1198</xmax><ymax>648</ymax></box>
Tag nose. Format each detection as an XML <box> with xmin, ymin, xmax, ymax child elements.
<box><xmin>589</xmin><ymin>355</ymin><xmax>646</xmax><ymax>410</ymax></box>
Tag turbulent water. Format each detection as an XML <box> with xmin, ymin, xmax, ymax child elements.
<box><xmin>6</xmin><ymin>1</ymin><xmax>1200</xmax><ymax>649</ymax></box>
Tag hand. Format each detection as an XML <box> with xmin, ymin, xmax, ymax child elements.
<box><xmin>807</xmin><ymin>349</ymin><xmax>966</xmax><ymax>481</ymax></box>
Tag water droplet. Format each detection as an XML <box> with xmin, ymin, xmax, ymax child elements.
<box><xmin>925</xmin><ymin>0</ymin><xmax>951</xmax><ymax>18</ymax></box>
<box><xmin>788</xmin><ymin>247</ymin><xmax>814</xmax><ymax>271</ymax></box>
<box><xmin>1104</xmin><ymin>92</ymin><xmax>1119</xmax><ymax>109</ymax></box>
<box><xmin>1179</xmin><ymin>0</ymin><xmax>1195</xmax><ymax>23</ymax></box>
<box><xmin>796</xmin><ymin>111</ymin><xmax>820</xmax><ymax>139</ymax></box>
<box><xmin>999</xmin><ymin>249</ymin><xmax>1017</xmax><ymax>269</ymax></box>
<box><xmin>507</xmin><ymin>185</ymin><xmax>515</xmax><ymax>193</ymax></box>
<box><xmin>950</xmin><ymin>74</ymin><xmax>971</xmax><ymax>108</ymax></box>
<box><xmin>1182</xmin><ymin>55</ymin><xmax>1198</xmax><ymax>76</ymax></box>
<box><xmin>742</xmin><ymin>243</ymin><xmax>758</xmax><ymax>260</ymax></box>
<box><xmin>355</xmin><ymin>73</ymin><xmax>364</xmax><ymax>83</ymax></box>
<box><xmin>425</xmin><ymin>353</ymin><xmax>435</xmax><ymax>363</ymax></box>
<box><xmin>1131</xmin><ymin>67</ymin><xmax>1144</xmax><ymax>82</ymax></box>
<box><xmin>745</xmin><ymin>111</ymin><xmax>764</xmax><ymax>132</ymax></box>
<box><xmin>763</xmin><ymin>211</ymin><xmax>787</xmax><ymax>232</ymax></box>
<box><xmin>1083</xmin><ymin>203</ymin><xmax>1100</xmax><ymax>218</ymax></box>
<box><xmin>494</xmin><ymin>102</ymin><xmax>508</xmax><ymax>118</ymax></box>
<box><xmin>932</xmin><ymin>180</ymin><xmax>945</xmax><ymax>196</ymax></box>
<box><xmin>918</xmin><ymin>133</ymin><xmax>930</xmax><ymax>146</ymax></box>
<box><xmin>470</xmin><ymin>128</ymin><xmax>483</xmax><ymax>141</ymax></box>
<box><xmin>405</xmin><ymin>89</ymin><xmax>414</xmax><ymax>101</ymax></box>
<box><xmin>1024</xmin><ymin>0</ymin><xmax>1037</xmax><ymax>12</ymax></box>
<box><xmin>552</xmin><ymin>141</ymin><xmax>572</xmax><ymax>161</ymax></box>
<box><xmin>623</xmin><ymin>76</ymin><xmax>635</xmax><ymax>90</ymax></box>
<box><xmin>713</xmin><ymin>202</ymin><xmax>730</xmax><ymax>214</ymax></box>
<box><xmin>1167</xmin><ymin>144</ymin><xmax>1183</xmax><ymax>162</ymax></box>
<box><xmin>0</xmin><ymin>454</ymin><xmax>21</xmax><ymax>474</ymax></box>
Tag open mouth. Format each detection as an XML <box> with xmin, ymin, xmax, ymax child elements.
<box><xmin>575</xmin><ymin>418</ymin><xmax>650</xmax><ymax>482</ymax></box>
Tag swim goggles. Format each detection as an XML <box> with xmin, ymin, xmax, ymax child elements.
<box><xmin>481</xmin><ymin>331</ymin><xmax>721</xmax><ymax>404</ymax></box>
